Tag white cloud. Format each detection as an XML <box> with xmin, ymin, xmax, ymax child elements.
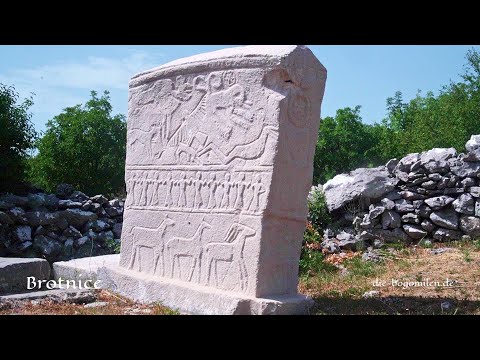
<box><xmin>0</xmin><ymin>50</ymin><xmax>163</xmax><ymax>132</ymax></box>
<box><xmin>8</xmin><ymin>51</ymin><xmax>161</xmax><ymax>90</ymax></box>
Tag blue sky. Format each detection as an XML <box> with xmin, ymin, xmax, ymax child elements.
<box><xmin>1</xmin><ymin>45</ymin><xmax>478</xmax><ymax>133</ymax></box>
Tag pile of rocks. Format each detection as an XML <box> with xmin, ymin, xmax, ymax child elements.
<box><xmin>319</xmin><ymin>135</ymin><xmax>480</xmax><ymax>253</ymax></box>
<box><xmin>0</xmin><ymin>184</ymin><xmax>124</xmax><ymax>263</ymax></box>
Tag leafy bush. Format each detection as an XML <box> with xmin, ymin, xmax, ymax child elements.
<box><xmin>28</xmin><ymin>91</ymin><xmax>126</xmax><ymax>196</ymax></box>
<box><xmin>300</xmin><ymin>189</ymin><xmax>335</xmax><ymax>277</ymax></box>
<box><xmin>307</xmin><ymin>187</ymin><xmax>332</xmax><ymax>232</ymax></box>
<box><xmin>0</xmin><ymin>84</ymin><xmax>37</xmax><ymax>192</ymax></box>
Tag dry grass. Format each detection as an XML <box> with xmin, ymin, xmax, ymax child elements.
<box><xmin>300</xmin><ymin>243</ymin><xmax>480</xmax><ymax>315</ymax></box>
<box><xmin>0</xmin><ymin>290</ymin><xmax>179</xmax><ymax>315</ymax></box>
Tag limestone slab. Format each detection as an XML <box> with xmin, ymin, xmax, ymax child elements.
<box><xmin>52</xmin><ymin>254</ymin><xmax>120</xmax><ymax>282</ymax></box>
<box><xmin>118</xmin><ymin>44</ymin><xmax>326</xmax><ymax>313</ymax></box>
<box><xmin>0</xmin><ymin>257</ymin><xmax>51</xmax><ymax>294</ymax></box>
<box><xmin>98</xmin><ymin>265</ymin><xmax>314</xmax><ymax>315</ymax></box>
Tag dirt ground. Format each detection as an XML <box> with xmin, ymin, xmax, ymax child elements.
<box><xmin>300</xmin><ymin>242</ymin><xmax>480</xmax><ymax>315</ymax></box>
<box><xmin>0</xmin><ymin>290</ymin><xmax>178</xmax><ymax>315</ymax></box>
<box><xmin>1</xmin><ymin>242</ymin><xmax>479</xmax><ymax>315</ymax></box>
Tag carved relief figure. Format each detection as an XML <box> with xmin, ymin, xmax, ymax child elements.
<box><xmin>163</xmin><ymin>172</ymin><xmax>174</xmax><ymax>207</ymax></box>
<box><xmin>197</xmin><ymin>126</ymin><xmax>279</xmax><ymax>165</ymax></box>
<box><xmin>166</xmin><ymin>220</ymin><xmax>212</xmax><ymax>282</ymax></box>
<box><xmin>193</xmin><ymin>172</ymin><xmax>206</xmax><ymax>209</ymax></box>
<box><xmin>248</xmin><ymin>174</ymin><xmax>266</xmax><ymax>211</ymax></box>
<box><xmin>176</xmin><ymin>172</ymin><xmax>191</xmax><ymax>208</ymax></box>
<box><xmin>204</xmin><ymin>223</ymin><xmax>256</xmax><ymax>291</ymax></box>
<box><xmin>206</xmin><ymin>173</ymin><xmax>218</xmax><ymax>209</ymax></box>
<box><xmin>234</xmin><ymin>173</ymin><xmax>250</xmax><ymax>210</ymax></box>
<box><xmin>127</xmin><ymin>215</ymin><xmax>176</xmax><ymax>276</ymax></box>
<box><xmin>220</xmin><ymin>173</ymin><xmax>233</xmax><ymax>209</ymax></box>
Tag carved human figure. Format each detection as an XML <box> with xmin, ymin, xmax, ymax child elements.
<box><xmin>193</xmin><ymin>172</ymin><xmax>206</xmax><ymax>209</ymax></box>
<box><xmin>151</xmin><ymin>172</ymin><xmax>161</xmax><ymax>206</ymax></box>
<box><xmin>206</xmin><ymin>173</ymin><xmax>219</xmax><ymax>209</ymax></box>
<box><xmin>163</xmin><ymin>172</ymin><xmax>174</xmax><ymax>207</ymax></box>
<box><xmin>126</xmin><ymin>173</ymin><xmax>134</xmax><ymax>206</ymax></box>
<box><xmin>248</xmin><ymin>174</ymin><xmax>265</xmax><ymax>211</ymax></box>
<box><xmin>176</xmin><ymin>172</ymin><xmax>192</xmax><ymax>208</ymax></box>
<box><xmin>136</xmin><ymin>172</ymin><xmax>146</xmax><ymax>206</ymax></box>
<box><xmin>234</xmin><ymin>173</ymin><xmax>250</xmax><ymax>210</ymax></box>
<box><xmin>220</xmin><ymin>173</ymin><xmax>233</xmax><ymax>209</ymax></box>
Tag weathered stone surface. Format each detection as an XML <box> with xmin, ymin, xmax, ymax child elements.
<box><xmin>465</xmin><ymin>135</ymin><xmax>480</xmax><ymax>152</ymax></box>
<box><xmin>452</xmin><ymin>193</ymin><xmax>475</xmax><ymax>215</ymax></box>
<box><xmin>0</xmin><ymin>288</ymin><xmax>96</xmax><ymax>304</ymax></box>
<box><xmin>385</xmin><ymin>158</ymin><xmax>398</xmax><ymax>174</ymax></box>
<box><xmin>450</xmin><ymin>160</ymin><xmax>480</xmax><ymax>178</ymax></box>
<box><xmin>53</xmin><ymin>254</ymin><xmax>120</xmax><ymax>282</ymax></box>
<box><xmin>420</xmin><ymin>148</ymin><xmax>457</xmax><ymax>166</ymax></box>
<box><xmin>476</xmin><ymin>201</ymin><xmax>480</xmax><ymax>217</ymax></box>
<box><xmin>470</xmin><ymin>187</ymin><xmax>480</xmax><ymax>198</ymax></box>
<box><xmin>403</xmin><ymin>225</ymin><xmax>428</xmax><ymax>240</ymax></box>
<box><xmin>421</xmin><ymin>181</ymin><xmax>437</xmax><ymax>190</ymax></box>
<box><xmin>33</xmin><ymin>235</ymin><xmax>62</xmax><ymax>257</ymax></box>
<box><xmin>395</xmin><ymin>153</ymin><xmax>420</xmax><ymax>174</ymax></box>
<box><xmin>98</xmin><ymin>265</ymin><xmax>313</xmax><ymax>315</ymax></box>
<box><xmin>394</xmin><ymin>199</ymin><xmax>414</xmax><ymax>213</ymax></box>
<box><xmin>0</xmin><ymin>257</ymin><xmax>50</xmax><ymax>294</ymax></box>
<box><xmin>0</xmin><ymin>211</ymin><xmax>13</xmax><ymax>225</ymax></box>
<box><xmin>401</xmin><ymin>191</ymin><xmax>426</xmax><ymax>201</ymax></box>
<box><xmin>433</xmin><ymin>228</ymin><xmax>462</xmax><ymax>242</ymax></box>
<box><xmin>461</xmin><ymin>177</ymin><xmax>476</xmax><ymax>187</ymax></box>
<box><xmin>90</xmin><ymin>195</ymin><xmax>108</xmax><ymax>205</ymax></box>
<box><xmin>324</xmin><ymin>166</ymin><xmax>397</xmax><ymax>212</ymax></box>
<box><xmin>14</xmin><ymin>225</ymin><xmax>32</xmax><ymax>242</ymax></box>
<box><xmin>101</xmin><ymin>45</ymin><xmax>326</xmax><ymax>314</ymax></box>
<box><xmin>424</xmin><ymin>196</ymin><xmax>455</xmax><ymax>210</ymax></box>
<box><xmin>459</xmin><ymin>216</ymin><xmax>480</xmax><ymax>237</ymax></box>
<box><xmin>0</xmin><ymin>201</ymin><xmax>14</xmax><ymax>210</ymax></box>
<box><xmin>56</xmin><ymin>183</ymin><xmax>75</xmax><ymax>199</ymax></box>
<box><xmin>382</xmin><ymin>210</ymin><xmax>401</xmax><ymax>229</ymax></box>
<box><xmin>464</xmin><ymin>148</ymin><xmax>480</xmax><ymax>162</ymax></box>
<box><xmin>63</xmin><ymin>209</ymin><xmax>97</xmax><ymax>229</ymax></box>
<box><xmin>24</xmin><ymin>211</ymin><xmax>60</xmax><ymax>227</ymax></box>
<box><xmin>58</xmin><ymin>200</ymin><xmax>83</xmax><ymax>209</ymax></box>
<box><xmin>0</xmin><ymin>194</ymin><xmax>28</xmax><ymax>207</ymax></box>
<box><xmin>420</xmin><ymin>219</ymin><xmax>435</xmax><ymax>232</ymax></box>
<box><xmin>430</xmin><ymin>209</ymin><xmax>459</xmax><ymax>230</ymax></box>
<box><xmin>401</xmin><ymin>213</ymin><xmax>420</xmax><ymax>224</ymax></box>
<box><xmin>428</xmin><ymin>173</ymin><xmax>442</xmax><ymax>181</ymax></box>
<box><xmin>368</xmin><ymin>206</ymin><xmax>385</xmax><ymax>219</ymax></box>
<box><xmin>113</xmin><ymin>223</ymin><xmax>123</xmax><ymax>238</ymax></box>
<box><xmin>380</xmin><ymin>198</ymin><xmax>395</xmax><ymax>210</ymax></box>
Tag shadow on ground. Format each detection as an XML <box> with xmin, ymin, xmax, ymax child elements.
<box><xmin>311</xmin><ymin>296</ymin><xmax>480</xmax><ymax>315</ymax></box>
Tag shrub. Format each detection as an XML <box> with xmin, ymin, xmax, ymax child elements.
<box><xmin>0</xmin><ymin>84</ymin><xmax>37</xmax><ymax>192</ymax></box>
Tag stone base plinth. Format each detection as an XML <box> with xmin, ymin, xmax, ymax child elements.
<box><xmin>97</xmin><ymin>265</ymin><xmax>313</xmax><ymax>315</ymax></box>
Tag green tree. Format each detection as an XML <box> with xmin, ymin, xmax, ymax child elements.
<box><xmin>379</xmin><ymin>48</ymin><xmax>480</xmax><ymax>159</ymax></box>
<box><xmin>29</xmin><ymin>91</ymin><xmax>126</xmax><ymax>196</ymax></box>
<box><xmin>0</xmin><ymin>84</ymin><xmax>37</xmax><ymax>192</ymax></box>
<box><xmin>313</xmin><ymin>106</ymin><xmax>382</xmax><ymax>184</ymax></box>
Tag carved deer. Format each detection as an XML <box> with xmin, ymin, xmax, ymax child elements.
<box><xmin>127</xmin><ymin>215</ymin><xmax>176</xmax><ymax>276</ymax></box>
<box><xmin>166</xmin><ymin>220</ymin><xmax>212</xmax><ymax>282</ymax></box>
<box><xmin>204</xmin><ymin>223</ymin><xmax>256</xmax><ymax>292</ymax></box>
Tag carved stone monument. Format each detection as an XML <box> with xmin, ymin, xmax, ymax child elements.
<box><xmin>99</xmin><ymin>45</ymin><xmax>327</xmax><ymax>314</ymax></box>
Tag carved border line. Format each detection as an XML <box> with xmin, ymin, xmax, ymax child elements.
<box><xmin>125</xmin><ymin>166</ymin><xmax>273</xmax><ymax>172</ymax></box>
<box><xmin>126</xmin><ymin>206</ymin><xmax>263</xmax><ymax>216</ymax></box>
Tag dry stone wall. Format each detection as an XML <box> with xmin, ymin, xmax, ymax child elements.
<box><xmin>320</xmin><ymin>135</ymin><xmax>480</xmax><ymax>253</ymax></box>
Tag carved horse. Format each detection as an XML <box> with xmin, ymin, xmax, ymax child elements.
<box><xmin>127</xmin><ymin>215</ymin><xmax>176</xmax><ymax>275</ymax></box>
<box><xmin>204</xmin><ymin>223</ymin><xmax>256</xmax><ymax>291</ymax></box>
<box><xmin>166</xmin><ymin>220</ymin><xmax>212</xmax><ymax>282</ymax></box>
